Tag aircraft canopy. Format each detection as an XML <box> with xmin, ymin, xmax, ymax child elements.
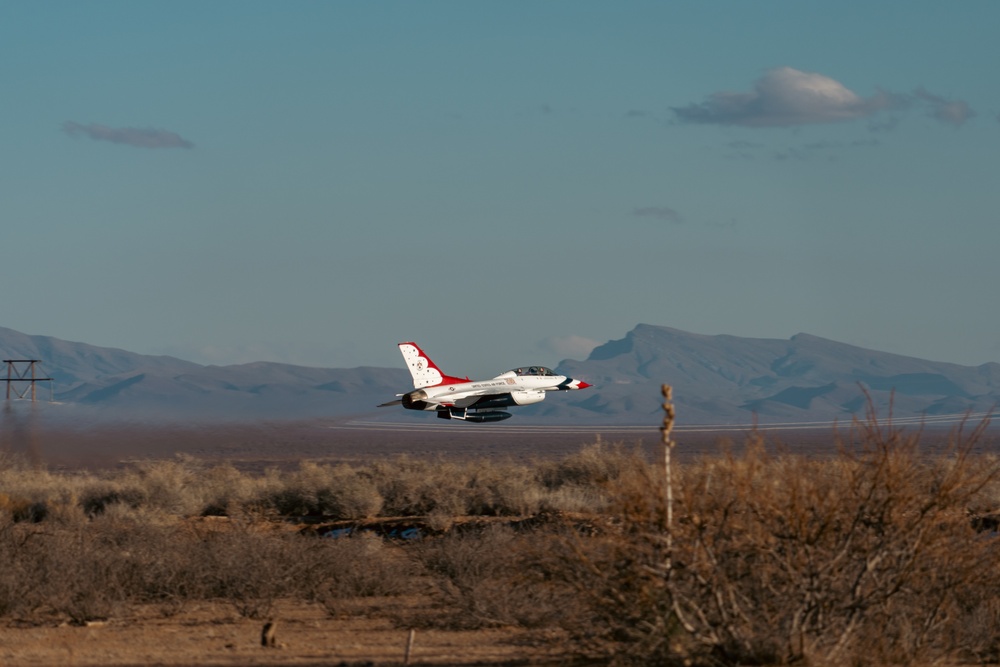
<box><xmin>507</xmin><ymin>366</ymin><xmax>557</xmax><ymax>377</ymax></box>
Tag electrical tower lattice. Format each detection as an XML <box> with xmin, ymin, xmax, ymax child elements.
<box><xmin>3</xmin><ymin>360</ymin><xmax>53</xmax><ymax>401</ymax></box>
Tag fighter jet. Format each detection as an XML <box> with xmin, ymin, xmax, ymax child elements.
<box><xmin>378</xmin><ymin>342</ymin><xmax>591</xmax><ymax>422</ymax></box>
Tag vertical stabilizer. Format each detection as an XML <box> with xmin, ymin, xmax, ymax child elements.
<box><xmin>398</xmin><ymin>342</ymin><xmax>468</xmax><ymax>388</ymax></box>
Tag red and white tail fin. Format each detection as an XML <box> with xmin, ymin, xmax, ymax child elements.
<box><xmin>398</xmin><ymin>342</ymin><xmax>468</xmax><ymax>388</ymax></box>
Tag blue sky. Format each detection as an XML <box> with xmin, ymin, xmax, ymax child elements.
<box><xmin>4</xmin><ymin>1</ymin><xmax>999</xmax><ymax>377</ymax></box>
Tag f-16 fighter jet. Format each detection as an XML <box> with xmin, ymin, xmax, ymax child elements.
<box><xmin>378</xmin><ymin>342</ymin><xmax>591</xmax><ymax>422</ymax></box>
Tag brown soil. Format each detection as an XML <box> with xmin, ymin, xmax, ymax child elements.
<box><xmin>1</xmin><ymin>598</ymin><xmax>572</xmax><ymax>666</ymax></box>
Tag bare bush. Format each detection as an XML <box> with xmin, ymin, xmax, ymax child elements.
<box><xmin>198</xmin><ymin>463</ymin><xmax>261</xmax><ymax>516</ymax></box>
<box><xmin>90</xmin><ymin>513</ymin><xmax>206</xmax><ymax>615</ymax></box>
<box><xmin>315</xmin><ymin>534</ymin><xmax>419</xmax><ymax>615</ymax></box>
<box><xmin>368</xmin><ymin>456</ymin><xmax>469</xmax><ymax>516</ymax></box>
<box><xmin>0</xmin><ymin>520</ymin><xmax>49</xmax><ymax>617</ymax></box>
<box><xmin>538</xmin><ymin>441</ymin><xmax>647</xmax><ymax>490</ymax></box>
<box><xmin>548</xmin><ymin>414</ymin><xmax>1000</xmax><ymax>666</ymax></box>
<box><xmin>415</xmin><ymin>525</ymin><xmax>573</xmax><ymax>629</ymax></box>
<box><xmin>37</xmin><ymin>524</ymin><xmax>134</xmax><ymax>624</ymax></box>
<box><xmin>464</xmin><ymin>461</ymin><xmax>543</xmax><ymax>516</ymax></box>
<box><xmin>192</xmin><ymin>514</ymin><xmax>317</xmax><ymax>619</ymax></box>
<box><xmin>265</xmin><ymin>461</ymin><xmax>383</xmax><ymax>519</ymax></box>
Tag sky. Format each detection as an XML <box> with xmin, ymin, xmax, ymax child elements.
<box><xmin>4</xmin><ymin>1</ymin><xmax>999</xmax><ymax>378</ymax></box>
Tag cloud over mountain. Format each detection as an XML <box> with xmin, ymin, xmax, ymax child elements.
<box><xmin>63</xmin><ymin>122</ymin><xmax>194</xmax><ymax>149</ymax></box>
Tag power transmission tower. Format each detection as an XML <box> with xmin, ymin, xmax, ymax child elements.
<box><xmin>3</xmin><ymin>360</ymin><xmax>53</xmax><ymax>401</ymax></box>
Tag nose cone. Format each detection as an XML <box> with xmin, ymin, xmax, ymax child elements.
<box><xmin>577</xmin><ymin>381</ymin><xmax>592</xmax><ymax>390</ymax></box>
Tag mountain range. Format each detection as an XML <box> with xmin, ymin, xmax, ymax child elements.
<box><xmin>1</xmin><ymin>324</ymin><xmax>997</xmax><ymax>425</ymax></box>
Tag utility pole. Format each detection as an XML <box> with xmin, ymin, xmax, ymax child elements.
<box><xmin>3</xmin><ymin>360</ymin><xmax>53</xmax><ymax>401</ymax></box>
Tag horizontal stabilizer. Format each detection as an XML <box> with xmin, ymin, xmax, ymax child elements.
<box><xmin>377</xmin><ymin>399</ymin><xmax>403</xmax><ymax>408</ymax></box>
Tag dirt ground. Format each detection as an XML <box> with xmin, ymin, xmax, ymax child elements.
<box><xmin>0</xmin><ymin>599</ymin><xmax>572</xmax><ymax>667</ymax></box>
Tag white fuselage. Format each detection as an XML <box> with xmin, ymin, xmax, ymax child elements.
<box><xmin>411</xmin><ymin>371</ymin><xmax>579</xmax><ymax>410</ymax></box>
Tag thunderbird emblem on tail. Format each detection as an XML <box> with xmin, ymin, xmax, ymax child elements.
<box><xmin>378</xmin><ymin>342</ymin><xmax>591</xmax><ymax>422</ymax></box>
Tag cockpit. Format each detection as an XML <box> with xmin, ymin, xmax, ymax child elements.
<box><xmin>506</xmin><ymin>366</ymin><xmax>557</xmax><ymax>377</ymax></box>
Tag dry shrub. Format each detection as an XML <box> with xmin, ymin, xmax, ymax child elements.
<box><xmin>0</xmin><ymin>520</ymin><xmax>48</xmax><ymax>617</ymax></box>
<box><xmin>87</xmin><ymin>513</ymin><xmax>206</xmax><ymax>616</ymax></box>
<box><xmin>369</xmin><ymin>456</ymin><xmax>539</xmax><ymax>517</ymax></box>
<box><xmin>549</xmin><ymin>413</ymin><xmax>1000</xmax><ymax>666</ymax></box>
<box><xmin>192</xmin><ymin>513</ymin><xmax>323</xmax><ymax>619</ymax></box>
<box><xmin>366</xmin><ymin>450</ymin><xmax>639</xmax><ymax>518</ymax></box>
<box><xmin>0</xmin><ymin>443</ymin><xmax>645</xmax><ymax>522</ymax></box>
<box><xmin>534</xmin><ymin>442</ymin><xmax>647</xmax><ymax>515</ymax></box>
<box><xmin>415</xmin><ymin>525</ymin><xmax>573</xmax><ymax>629</ymax></box>
<box><xmin>79</xmin><ymin>482</ymin><xmax>146</xmax><ymax>517</ymax></box>
<box><xmin>0</xmin><ymin>516</ymin><xmax>163</xmax><ymax>623</ymax></box>
<box><xmin>37</xmin><ymin>524</ymin><xmax>135</xmax><ymax>624</ymax></box>
<box><xmin>464</xmin><ymin>462</ymin><xmax>543</xmax><ymax>516</ymax></box>
<box><xmin>0</xmin><ymin>463</ymin><xmax>92</xmax><ymax>526</ymax></box>
<box><xmin>315</xmin><ymin>534</ymin><xmax>419</xmax><ymax>615</ymax></box>
<box><xmin>198</xmin><ymin>463</ymin><xmax>261</xmax><ymax>516</ymax></box>
<box><xmin>265</xmin><ymin>461</ymin><xmax>383</xmax><ymax>519</ymax></box>
<box><xmin>77</xmin><ymin>456</ymin><xmax>207</xmax><ymax>518</ymax></box>
<box><xmin>0</xmin><ymin>493</ymin><xmax>47</xmax><ymax>523</ymax></box>
<box><xmin>538</xmin><ymin>441</ymin><xmax>646</xmax><ymax>489</ymax></box>
<box><xmin>539</xmin><ymin>483</ymin><xmax>607</xmax><ymax>513</ymax></box>
<box><xmin>127</xmin><ymin>456</ymin><xmax>207</xmax><ymax>516</ymax></box>
<box><xmin>368</xmin><ymin>456</ymin><xmax>469</xmax><ymax>516</ymax></box>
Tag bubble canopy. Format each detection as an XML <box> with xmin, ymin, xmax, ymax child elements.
<box><xmin>506</xmin><ymin>366</ymin><xmax>557</xmax><ymax>377</ymax></box>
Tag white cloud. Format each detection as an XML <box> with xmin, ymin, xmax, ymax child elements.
<box><xmin>672</xmin><ymin>67</ymin><xmax>891</xmax><ymax>127</ymax></box>
<box><xmin>672</xmin><ymin>68</ymin><xmax>977</xmax><ymax>130</ymax></box>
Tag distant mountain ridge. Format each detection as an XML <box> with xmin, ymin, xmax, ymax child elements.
<box><xmin>0</xmin><ymin>326</ymin><xmax>408</xmax><ymax>421</ymax></box>
<box><xmin>547</xmin><ymin>325</ymin><xmax>1000</xmax><ymax>424</ymax></box>
<box><xmin>1</xmin><ymin>324</ymin><xmax>997</xmax><ymax>424</ymax></box>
